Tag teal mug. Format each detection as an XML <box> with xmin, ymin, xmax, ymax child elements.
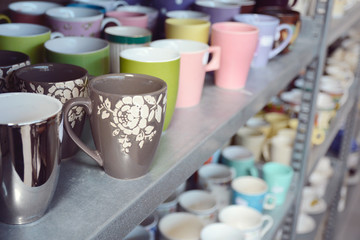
<box><xmin>262</xmin><ymin>162</ymin><xmax>294</xmax><ymax>206</ymax></box>
<box><xmin>221</xmin><ymin>145</ymin><xmax>258</xmax><ymax>177</ymax></box>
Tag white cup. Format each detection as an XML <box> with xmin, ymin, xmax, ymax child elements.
<box><xmin>218</xmin><ymin>205</ymin><xmax>273</xmax><ymax>240</ymax></box>
<box><xmin>178</xmin><ymin>190</ymin><xmax>218</xmax><ymax>226</ymax></box>
<box><xmin>201</xmin><ymin>223</ymin><xmax>244</xmax><ymax>240</ymax></box>
<box><xmin>262</xmin><ymin>135</ymin><xmax>293</xmax><ymax>165</ymax></box>
<box><xmin>197</xmin><ymin>163</ymin><xmax>234</xmax><ymax>210</ymax></box>
<box><xmin>158</xmin><ymin>212</ymin><xmax>204</xmax><ymax>240</ymax></box>
<box><xmin>233</xmin><ymin>127</ymin><xmax>266</xmax><ymax>162</ymax></box>
<box><xmin>140</xmin><ymin>212</ymin><xmax>159</xmax><ymax>240</ymax></box>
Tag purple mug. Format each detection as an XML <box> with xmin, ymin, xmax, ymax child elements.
<box><xmin>234</xmin><ymin>14</ymin><xmax>293</xmax><ymax>68</ymax></box>
<box><xmin>194</xmin><ymin>1</ymin><xmax>241</xmax><ymax>24</ymax></box>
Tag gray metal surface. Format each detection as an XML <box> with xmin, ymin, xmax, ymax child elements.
<box><xmin>0</xmin><ymin>19</ymin><xmax>317</xmax><ymax>240</ymax></box>
<box><xmin>327</xmin><ymin>3</ymin><xmax>360</xmax><ymax>46</ymax></box>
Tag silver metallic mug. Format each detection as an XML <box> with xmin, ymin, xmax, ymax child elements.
<box><xmin>0</xmin><ymin>92</ymin><xmax>63</xmax><ymax>224</ymax></box>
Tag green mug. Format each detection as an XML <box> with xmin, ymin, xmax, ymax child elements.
<box><xmin>262</xmin><ymin>162</ymin><xmax>294</xmax><ymax>206</ymax></box>
<box><xmin>221</xmin><ymin>145</ymin><xmax>259</xmax><ymax>178</ymax></box>
<box><xmin>0</xmin><ymin>23</ymin><xmax>63</xmax><ymax>64</ymax></box>
<box><xmin>120</xmin><ymin>47</ymin><xmax>180</xmax><ymax>130</ymax></box>
<box><xmin>44</xmin><ymin>36</ymin><xmax>110</xmax><ymax>76</ymax></box>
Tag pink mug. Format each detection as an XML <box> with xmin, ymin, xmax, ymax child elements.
<box><xmin>211</xmin><ymin>22</ymin><xmax>258</xmax><ymax>89</ymax></box>
<box><xmin>105</xmin><ymin>11</ymin><xmax>148</xmax><ymax>28</ymax></box>
<box><xmin>151</xmin><ymin>39</ymin><xmax>221</xmax><ymax>108</ymax></box>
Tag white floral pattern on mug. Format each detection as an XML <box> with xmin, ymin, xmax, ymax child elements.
<box><xmin>20</xmin><ymin>79</ymin><xmax>87</xmax><ymax>128</ymax></box>
<box><xmin>97</xmin><ymin>93</ymin><xmax>166</xmax><ymax>153</ymax></box>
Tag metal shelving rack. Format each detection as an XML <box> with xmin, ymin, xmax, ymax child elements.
<box><xmin>0</xmin><ymin>1</ymin><xmax>359</xmax><ymax>240</ymax></box>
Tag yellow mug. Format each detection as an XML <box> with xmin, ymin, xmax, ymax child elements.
<box><xmin>0</xmin><ymin>14</ymin><xmax>11</xmax><ymax>23</ymax></box>
<box><xmin>165</xmin><ymin>18</ymin><xmax>210</xmax><ymax>44</ymax></box>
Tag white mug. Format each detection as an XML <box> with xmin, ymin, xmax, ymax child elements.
<box><xmin>219</xmin><ymin>205</ymin><xmax>273</xmax><ymax>240</ymax></box>
<box><xmin>201</xmin><ymin>223</ymin><xmax>244</xmax><ymax>240</ymax></box>
<box><xmin>233</xmin><ymin>127</ymin><xmax>266</xmax><ymax>162</ymax></box>
<box><xmin>178</xmin><ymin>190</ymin><xmax>218</xmax><ymax>226</ymax></box>
<box><xmin>158</xmin><ymin>212</ymin><xmax>204</xmax><ymax>240</ymax></box>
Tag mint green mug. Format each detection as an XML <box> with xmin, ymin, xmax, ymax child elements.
<box><xmin>221</xmin><ymin>145</ymin><xmax>258</xmax><ymax>178</ymax></box>
<box><xmin>262</xmin><ymin>162</ymin><xmax>294</xmax><ymax>206</ymax></box>
<box><xmin>0</xmin><ymin>23</ymin><xmax>63</xmax><ymax>64</ymax></box>
<box><xmin>44</xmin><ymin>36</ymin><xmax>110</xmax><ymax>76</ymax></box>
<box><xmin>120</xmin><ymin>47</ymin><xmax>180</xmax><ymax>130</ymax></box>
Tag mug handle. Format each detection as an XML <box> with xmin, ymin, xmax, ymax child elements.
<box><xmin>205</xmin><ymin>46</ymin><xmax>221</xmax><ymax>72</ymax></box>
<box><xmin>248</xmin><ymin>166</ymin><xmax>259</xmax><ymax>177</ymax></box>
<box><xmin>262</xmin><ymin>139</ymin><xmax>271</xmax><ymax>162</ymax></box>
<box><xmin>0</xmin><ymin>14</ymin><xmax>11</xmax><ymax>23</ymax></box>
<box><xmin>51</xmin><ymin>32</ymin><xmax>65</xmax><ymax>39</ymax></box>
<box><xmin>101</xmin><ymin>17</ymin><xmax>122</xmax><ymax>30</ymax></box>
<box><xmin>263</xmin><ymin>192</ymin><xmax>277</xmax><ymax>210</ymax></box>
<box><xmin>268</xmin><ymin>24</ymin><xmax>294</xmax><ymax>59</ymax></box>
<box><xmin>290</xmin><ymin>0</ymin><xmax>298</xmax><ymax>7</ymax></box>
<box><xmin>260</xmin><ymin>215</ymin><xmax>274</xmax><ymax>237</ymax></box>
<box><xmin>63</xmin><ymin>97</ymin><xmax>104</xmax><ymax>167</ymax></box>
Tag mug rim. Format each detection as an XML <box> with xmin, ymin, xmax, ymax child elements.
<box><xmin>233</xmin><ymin>13</ymin><xmax>280</xmax><ymax>25</ymax></box>
<box><xmin>44</xmin><ymin>36</ymin><xmax>109</xmax><ymax>55</ymax></box>
<box><xmin>219</xmin><ymin>205</ymin><xmax>265</xmax><ymax>230</ymax></box>
<box><xmin>0</xmin><ymin>50</ymin><xmax>30</xmax><ymax>67</ymax></box>
<box><xmin>120</xmin><ymin>47</ymin><xmax>180</xmax><ymax>63</ymax></box>
<box><xmin>0</xmin><ymin>23</ymin><xmax>51</xmax><ymax>37</ymax></box>
<box><xmin>212</xmin><ymin>21</ymin><xmax>259</xmax><ymax>34</ymax></box>
<box><xmin>104</xmin><ymin>26</ymin><xmax>152</xmax><ymax>44</ymax></box>
<box><xmin>150</xmin><ymin>39</ymin><xmax>209</xmax><ymax>54</ymax></box>
<box><xmin>231</xmin><ymin>176</ymin><xmax>268</xmax><ymax>195</ymax></box>
<box><xmin>14</xmin><ymin>62</ymin><xmax>88</xmax><ymax>84</ymax></box>
<box><xmin>89</xmin><ymin>73</ymin><xmax>167</xmax><ymax>97</ymax></box>
<box><xmin>195</xmin><ymin>0</ymin><xmax>241</xmax><ymax>8</ymax></box>
<box><xmin>165</xmin><ymin>18</ymin><xmax>210</xmax><ymax>27</ymax></box>
<box><xmin>9</xmin><ymin>1</ymin><xmax>62</xmax><ymax>15</ymax></box>
<box><xmin>0</xmin><ymin>92</ymin><xmax>62</xmax><ymax>126</ymax></box>
<box><xmin>45</xmin><ymin>6</ymin><xmax>103</xmax><ymax>22</ymax></box>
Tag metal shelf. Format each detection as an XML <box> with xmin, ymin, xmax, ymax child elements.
<box><xmin>296</xmin><ymin>159</ymin><xmax>345</xmax><ymax>240</ymax></box>
<box><xmin>0</xmin><ymin>19</ymin><xmax>317</xmax><ymax>240</ymax></box>
<box><xmin>307</xmin><ymin>84</ymin><xmax>357</xmax><ymax>177</ymax></box>
<box><xmin>327</xmin><ymin>2</ymin><xmax>360</xmax><ymax>46</ymax></box>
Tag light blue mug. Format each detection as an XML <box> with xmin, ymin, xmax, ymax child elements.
<box><xmin>221</xmin><ymin>145</ymin><xmax>258</xmax><ymax>177</ymax></box>
<box><xmin>231</xmin><ymin>176</ymin><xmax>276</xmax><ymax>212</ymax></box>
<box><xmin>262</xmin><ymin>162</ymin><xmax>294</xmax><ymax>206</ymax></box>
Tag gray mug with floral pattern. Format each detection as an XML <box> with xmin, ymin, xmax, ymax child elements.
<box><xmin>63</xmin><ymin>73</ymin><xmax>167</xmax><ymax>179</ymax></box>
<box><xmin>14</xmin><ymin>63</ymin><xmax>88</xmax><ymax>160</ymax></box>
<box><xmin>0</xmin><ymin>50</ymin><xmax>30</xmax><ymax>93</ymax></box>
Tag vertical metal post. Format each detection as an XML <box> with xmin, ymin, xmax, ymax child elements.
<box><xmin>281</xmin><ymin>0</ymin><xmax>335</xmax><ymax>239</ymax></box>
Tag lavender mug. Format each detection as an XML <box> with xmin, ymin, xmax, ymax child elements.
<box><xmin>234</xmin><ymin>14</ymin><xmax>293</xmax><ymax>68</ymax></box>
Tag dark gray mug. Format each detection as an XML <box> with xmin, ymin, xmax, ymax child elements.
<box><xmin>63</xmin><ymin>73</ymin><xmax>167</xmax><ymax>179</ymax></box>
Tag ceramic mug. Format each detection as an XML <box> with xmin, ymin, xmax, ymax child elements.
<box><xmin>221</xmin><ymin>145</ymin><xmax>258</xmax><ymax>177</ymax></box>
<box><xmin>105</xmin><ymin>11</ymin><xmax>148</xmax><ymax>28</ymax></box>
<box><xmin>44</xmin><ymin>36</ymin><xmax>110</xmax><ymax>76</ymax></box>
<box><xmin>0</xmin><ymin>23</ymin><xmax>63</xmax><ymax>64</ymax></box>
<box><xmin>193</xmin><ymin>1</ymin><xmax>241</xmax><ymax>24</ymax></box>
<box><xmin>166</xmin><ymin>10</ymin><xmax>210</xmax><ymax>21</ymax></box>
<box><xmin>165</xmin><ymin>18</ymin><xmax>211</xmax><ymax>44</ymax></box>
<box><xmin>219</xmin><ymin>205</ymin><xmax>273</xmax><ymax>240</ymax></box>
<box><xmin>156</xmin><ymin>192</ymin><xmax>178</xmax><ymax>219</ymax></box>
<box><xmin>262</xmin><ymin>162</ymin><xmax>294</xmax><ymax>206</ymax></box>
<box><xmin>211</xmin><ymin>22</ymin><xmax>258</xmax><ymax>89</ymax></box>
<box><xmin>234</xmin><ymin>13</ymin><xmax>293</xmax><ymax>67</ymax></box>
<box><xmin>8</xmin><ymin>1</ymin><xmax>61</xmax><ymax>25</ymax></box>
<box><xmin>201</xmin><ymin>223</ymin><xmax>244</xmax><ymax>240</ymax></box>
<box><xmin>0</xmin><ymin>50</ymin><xmax>31</xmax><ymax>93</ymax></box>
<box><xmin>45</xmin><ymin>7</ymin><xmax>121</xmax><ymax>37</ymax></box>
<box><xmin>256</xmin><ymin>7</ymin><xmax>301</xmax><ymax>54</ymax></box>
<box><xmin>63</xmin><ymin>73</ymin><xmax>167</xmax><ymax>179</ymax></box>
<box><xmin>0</xmin><ymin>92</ymin><xmax>63</xmax><ymax>224</ymax></box>
<box><xmin>140</xmin><ymin>212</ymin><xmax>159</xmax><ymax>240</ymax></box>
<box><xmin>14</xmin><ymin>63</ymin><xmax>89</xmax><ymax>160</ymax></box>
<box><xmin>104</xmin><ymin>26</ymin><xmax>152</xmax><ymax>73</ymax></box>
<box><xmin>233</xmin><ymin>127</ymin><xmax>266</xmax><ymax>162</ymax></box>
<box><xmin>158</xmin><ymin>212</ymin><xmax>204</xmax><ymax>240</ymax></box>
<box><xmin>178</xmin><ymin>190</ymin><xmax>218</xmax><ymax>226</ymax></box>
<box><xmin>116</xmin><ymin>5</ymin><xmax>159</xmax><ymax>34</ymax></box>
<box><xmin>262</xmin><ymin>134</ymin><xmax>294</xmax><ymax>165</ymax></box>
<box><xmin>231</xmin><ymin>176</ymin><xmax>276</xmax><ymax>212</ymax></box>
<box><xmin>120</xmin><ymin>47</ymin><xmax>180</xmax><ymax>130</ymax></box>
<box><xmin>72</xmin><ymin>0</ymin><xmax>128</xmax><ymax>12</ymax></box>
<box><xmin>197</xmin><ymin>163</ymin><xmax>235</xmax><ymax>210</ymax></box>
<box><xmin>150</xmin><ymin>39</ymin><xmax>220</xmax><ymax>108</ymax></box>
<box><xmin>124</xmin><ymin>226</ymin><xmax>151</xmax><ymax>240</ymax></box>
<box><xmin>67</xmin><ymin>3</ymin><xmax>107</xmax><ymax>14</ymax></box>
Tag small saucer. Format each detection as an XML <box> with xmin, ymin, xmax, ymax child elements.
<box><xmin>296</xmin><ymin>213</ymin><xmax>316</xmax><ymax>234</ymax></box>
<box><xmin>302</xmin><ymin>198</ymin><xmax>327</xmax><ymax>214</ymax></box>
